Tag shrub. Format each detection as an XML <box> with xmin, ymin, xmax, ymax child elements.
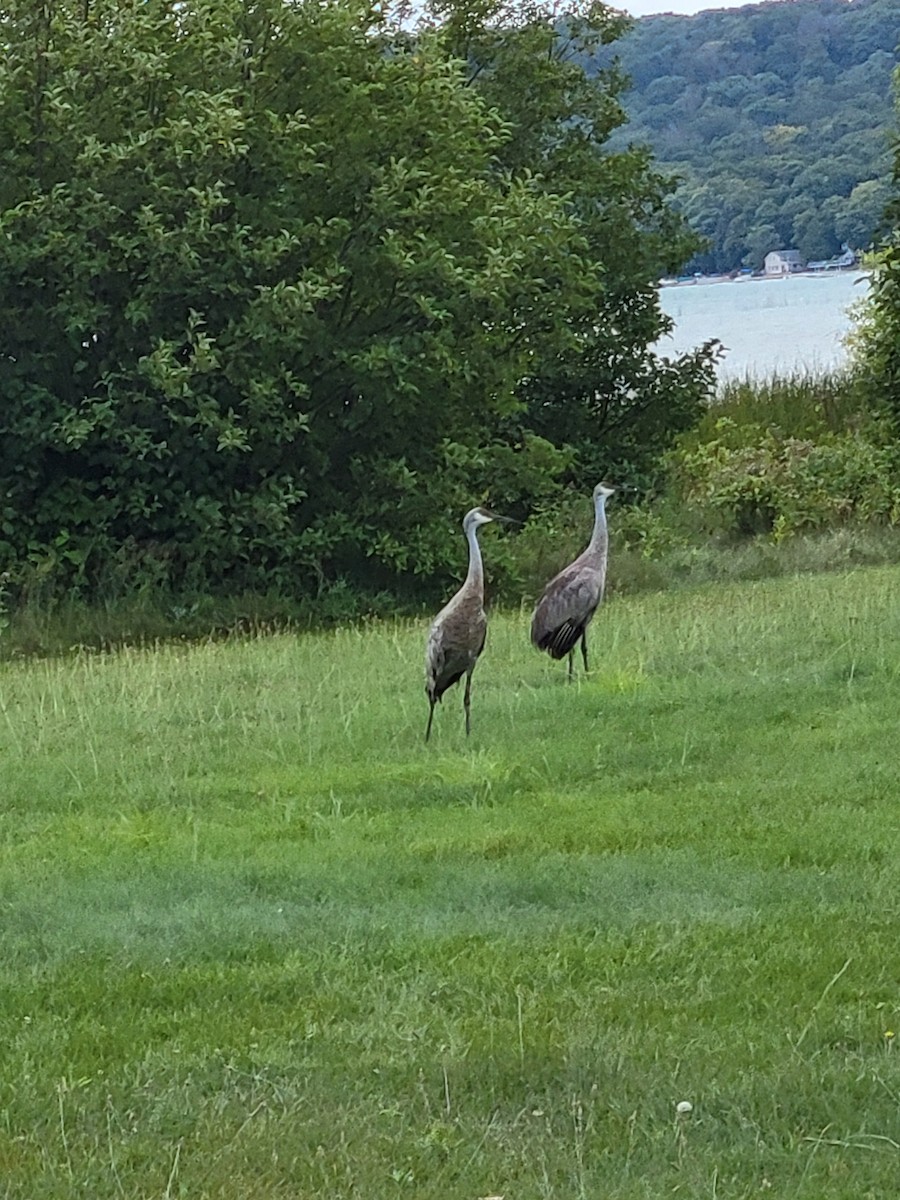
<box><xmin>669</xmin><ymin>416</ymin><xmax>900</xmax><ymax>539</ymax></box>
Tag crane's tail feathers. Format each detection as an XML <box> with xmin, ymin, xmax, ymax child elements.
<box><xmin>534</xmin><ymin>620</ymin><xmax>584</xmax><ymax>660</ymax></box>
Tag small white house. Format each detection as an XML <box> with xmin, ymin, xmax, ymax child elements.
<box><xmin>764</xmin><ymin>249</ymin><xmax>804</xmax><ymax>276</ymax></box>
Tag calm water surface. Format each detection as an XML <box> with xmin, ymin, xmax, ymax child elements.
<box><xmin>656</xmin><ymin>271</ymin><xmax>869</xmax><ymax>382</ymax></box>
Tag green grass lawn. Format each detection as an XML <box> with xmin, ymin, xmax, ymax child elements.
<box><xmin>1</xmin><ymin>567</ymin><xmax>898</xmax><ymax>1198</ymax></box>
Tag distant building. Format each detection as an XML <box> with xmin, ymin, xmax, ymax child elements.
<box><xmin>805</xmin><ymin>247</ymin><xmax>859</xmax><ymax>272</ymax></box>
<box><xmin>764</xmin><ymin>249</ymin><xmax>804</xmax><ymax>275</ymax></box>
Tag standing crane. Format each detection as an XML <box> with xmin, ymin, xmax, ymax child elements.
<box><xmin>530</xmin><ymin>482</ymin><xmax>615</xmax><ymax>680</ymax></box>
<box><xmin>425</xmin><ymin>507</ymin><xmax>499</xmax><ymax>742</ymax></box>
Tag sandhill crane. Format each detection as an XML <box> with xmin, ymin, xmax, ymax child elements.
<box><xmin>425</xmin><ymin>507</ymin><xmax>499</xmax><ymax>742</ymax></box>
<box><xmin>531</xmin><ymin>482</ymin><xmax>615</xmax><ymax>680</ymax></box>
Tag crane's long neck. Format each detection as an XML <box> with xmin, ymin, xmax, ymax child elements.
<box><xmin>464</xmin><ymin>523</ymin><xmax>485</xmax><ymax>595</ymax></box>
<box><xmin>587</xmin><ymin>496</ymin><xmax>609</xmax><ymax>561</ymax></box>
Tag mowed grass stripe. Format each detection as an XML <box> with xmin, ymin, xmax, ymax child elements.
<box><xmin>0</xmin><ymin>566</ymin><xmax>898</xmax><ymax>1197</ymax></box>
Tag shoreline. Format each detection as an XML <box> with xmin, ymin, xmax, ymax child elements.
<box><xmin>660</xmin><ymin>266</ymin><xmax>866</xmax><ymax>288</ymax></box>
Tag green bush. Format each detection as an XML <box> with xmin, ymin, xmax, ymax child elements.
<box><xmin>0</xmin><ymin>0</ymin><xmax>715</xmax><ymax>610</ymax></box>
<box><xmin>669</xmin><ymin>416</ymin><xmax>900</xmax><ymax>539</ymax></box>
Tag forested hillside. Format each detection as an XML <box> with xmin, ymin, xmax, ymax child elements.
<box><xmin>593</xmin><ymin>0</ymin><xmax>897</xmax><ymax>273</ymax></box>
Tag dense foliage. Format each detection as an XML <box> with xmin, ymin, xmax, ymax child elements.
<box><xmin>591</xmin><ymin>0</ymin><xmax>897</xmax><ymax>272</ymax></box>
<box><xmin>426</xmin><ymin>0</ymin><xmax>720</xmax><ymax>498</ymax></box>
<box><xmin>0</xmin><ymin>0</ymin><xmax>716</xmax><ymax>606</ymax></box>
<box><xmin>856</xmin><ymin>46</ymin><xmax>900</xmax><ymax>419</ymax></box>
<box><xmin>670</xmin><ymin>416</ymin><xmax>900</xmax><ymax>539</ymax></box>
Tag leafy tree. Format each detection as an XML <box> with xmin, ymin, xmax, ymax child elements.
<box><xmin>0</xmin><ymin>0</ymin><xmax>715</xmax><ymax>603</ymax></box>
<box><xmin>833</xmin><ymin>180</ymin><xmax>893</xmax><ymax>249</ymax></box>
<box><xmin>423</xmin><ymin>0</ymin><xmax>719</xmax><ymax>494</ymax></box>
<box><xmin>743</xmin><ymin>223</ymin><xmax>781</xmax><ymax>270</ymax></box>
<box><xmin>644</xmin><ymin>75</ymin><xmax>690</xmax><ymax>108</ymax></box>
<box><xmin>0</xmin><ymin>0</ymin><xmax>585</xmax><ymax>598</ymax></box>
<box><xmin>792</xmin><ymin>207</ymin><xmax>841</xmax><ymax>262</ymax></box>
<box><xmin>856</xmin><ymin>64</ymin><xmax>900</xmax><ymax>418</ymax></box>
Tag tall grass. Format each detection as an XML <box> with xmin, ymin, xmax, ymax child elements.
<box><xmin>1</xmin><ymin>566</ymin><xmax>898</xmax><ymax>1197</ymax></box>
<box><xmin>699</xmin><ymin>368</ymin><xmax>866</xmax><ymax>439</ymax></box>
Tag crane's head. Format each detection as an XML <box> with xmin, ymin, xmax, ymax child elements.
<box><xmin>593</xmin><ymin>482</ymin><xmax>616</xmax><ymax>503</ymax></box>
<box><xmin>462</xmin><ymin>506</ymin><xmax>499</xmax><ymax>534</ymax></box>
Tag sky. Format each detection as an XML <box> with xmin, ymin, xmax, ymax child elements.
<box><xmin>623</xmin><ymin>0</ymin><xmax>776</xmax><ymax>16</ymax></box>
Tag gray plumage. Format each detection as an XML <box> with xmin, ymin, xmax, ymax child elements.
<box><xmin>425</xmin><ymin>507</ymin><xmax>496</xmax><ymax>741</ymax></box>
<box><xmin>531</xmin><ymin>482</ymin><xmax>615</xmax><ymax>680</ymax></box>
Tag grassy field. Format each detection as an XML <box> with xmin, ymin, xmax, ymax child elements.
<box><xmin>1</xmin><ymin>566</ymin><xmax>898</xmax><ymax>1199</ymax></box>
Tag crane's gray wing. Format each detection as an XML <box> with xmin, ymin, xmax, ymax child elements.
<box><xmin>426</xmin><ymin>599</ymin><xmax>487</xmax><ymax>701</ymax></box>
<box><xmin>531</xmin><ymin>562</ymin><xmax>604</xmax><ymax>659</ymax></box>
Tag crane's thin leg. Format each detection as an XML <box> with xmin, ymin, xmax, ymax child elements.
<box><xmin>463</xmin><ymin>669</ymin><xmax>474</xmax><ymax>736</ymax></box>
<box><xmin>425</xmin><ymin>699</ymin><xmax>436</xmax><ymax>743</ymax></box>
<box><xmin>567</xmin><ymin>650</ymin><xmax>574</xmax><ymax>682</ymax></box>
<box><xmin>581</xmin><ymin>630</ymin><xmax>589</xmax><ymax>675</ymax></box>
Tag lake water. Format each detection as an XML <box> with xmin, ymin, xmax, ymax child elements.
<box><xmin>656</xmin><ymin>271</ymin><xmax>869</xmax><ymax>382</ymax></box>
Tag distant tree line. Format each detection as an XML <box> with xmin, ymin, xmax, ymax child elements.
<box><xmin>588</xmin><ymin>0</ymin><xmax>897</xmax><ymax>273</ymax></box>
